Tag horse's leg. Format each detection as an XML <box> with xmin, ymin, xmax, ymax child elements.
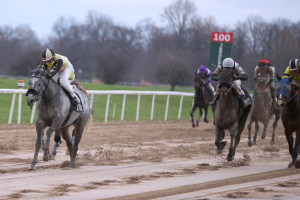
<box><xmin>65</xmin><ymin>129</ymin><xmax>75</xmax><ymax>155</ymax></box>
<box><xmin>29</xmin><ymin>120</ymin><xmax>46</xmax><ymax>170</ymax></box>
<box><xmin>51</xmin><ymin>130</ymin><xmax>62</xmax><ymax>160</ymax></box>
<box><xmin>253</xmin><ymin>120</ymin><xmax>259</xmax><ymax>145</ymax></box>
<box><xmin>292</xmin><ymin>129</ymin><xmax>300</xmax><ymax>167</ymax></box>
<box><xmin>215</xmin><ymin>126</ymin><xmax>226</xmax><ymax>154</ymax></box>
<box><xmin>203</xmin><ymin>106</ymin><xmax>209</xmax><ymax>123</ymax></box>
<box><xmin>190</xmin><ymin>105</ymin><xmax>197</xmax><ymax>128</ymax></box>
<box><xmin>226</xmin><ymin>123</ymin><xmax>238</xmax><ymax>161</ymax></box>
<box><xmin>229</xmin><ymin>113</ymin><xmax>249</xmax><ymax>161</ymax></box>
<box><xmin>247</xmin><ymin>116</ymin><xmax>254</xmax><ymax>147</ymax></box>
<box><xmin>70</xmin><ymin>123</ymin><xmax>85</xmax><ymax>167</ymax></box>
<box><xmin>196</xmin><ymin>107</ymin><xmax>202</xmax><ymax>126</ymax></box>
<box><xmin>261</xmin><ymin>120</ymin><xmax>269</xmax><ymax>139</ymax></box>
<box><xmin>44</xmin><ymin>122</ymin><xmax>60</xmax><ymax>162</ymax></box>
<box><xmin>270</xmin><ymin>111</ymin><xmax>280</xmax><ymax>145</ymax></box>
<box><xmin>285</xmin><ymin>130</ymin><xmax>294</xmax><ymax>167</ymax></box>
<box><xmin>61</xmin><ymin>127</ymin><xmax>72</xmax><ymax>158</ymax></box>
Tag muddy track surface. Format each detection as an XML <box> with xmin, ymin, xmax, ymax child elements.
<box><xmin>0</xmin><ymin>119</ymin><xmax>300</xmax><ymax>200</ymax></box>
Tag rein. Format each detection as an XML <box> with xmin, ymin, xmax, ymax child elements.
<box><xmin>26</xmin><ymin>76</ymin><xmax>61</xmax><ymax>104</ymax></box>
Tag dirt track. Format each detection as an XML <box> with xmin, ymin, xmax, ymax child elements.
<box><xmin>1</xmin><ymin>119</ymin><xmax>300</xmax><ymax>200</ymax></box>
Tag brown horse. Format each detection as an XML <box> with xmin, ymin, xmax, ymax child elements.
<box><xmin>190</xmin><ymin>75</ymin><xmax>214</xmax><ymax>127</ymax></box>
<box><xmin>247</xmin><ymin>76</ymin><xmax>280</xmax><ymax>145</ymax></box>
<box><xmin>212</xmin><ymin>72</ymin><xmax>252</xmax><ymax>161</ymax></box>
<box><xmin>276</xmin><ymin>74</ymin><xmax>300</xmax><ymax>168</ymax></box>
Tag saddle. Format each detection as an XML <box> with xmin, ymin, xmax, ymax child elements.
<box><xmin>62</xmin><ymin>85</ymin><xmax>84</xmax><ymax>112</ymax></box>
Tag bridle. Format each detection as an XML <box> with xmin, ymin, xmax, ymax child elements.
<box><xmin>25</xmin><ymin>76</ymin><xmax>49</xmax><ymax>103</ymax></box>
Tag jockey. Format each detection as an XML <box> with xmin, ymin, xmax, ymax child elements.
<box><xmin>196</xmin><ymin>65</ymin><xmax>216</xmax><ymax>95</ymax></box>
<box><xmin>282</xmin><ymin>59</ymin><xmax>300</xmax><ymax>85</ymax></box>
<box><xmin>41</xmin><ymin>48</ymin><xmax>80</xmax><ymax>106</ymax></box>
<box><xmin>254</xmin><ymin>59</ymin><xmax>276</xmax><ymax>109</ymax></box>
<box><xmin>209</xmin><ymin>58</ymin><xmax>250</xmax><ymax>108</ymax></box>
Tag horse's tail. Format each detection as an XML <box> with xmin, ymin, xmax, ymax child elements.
<box><xmin>84</xmin><ymin>110</ymin><xmax>93</xmax><ymax>132</ymax></box>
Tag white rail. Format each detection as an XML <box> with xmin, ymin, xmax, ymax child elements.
<box><xmin>0</xmin><ymin>89</ymin><xmax>194</xmax><ymax>125</ymax></box>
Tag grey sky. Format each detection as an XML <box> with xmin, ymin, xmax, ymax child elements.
<box><xmin>0</xmin><ymin>0</ymin><xmax>299</xmax><ymax>40</ymax></box>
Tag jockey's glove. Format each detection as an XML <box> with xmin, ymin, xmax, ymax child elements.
<box><xmin>237</xmin><ymin>74</ymin><xmax>248</xmax><ymax>81</ymax></box>
<box><xmin>211</xmin><ymin>74</ymin><xmax>219</xmax><ymax>81</ymax></box>
<box><xmin>267</xmin><ymin>79</ymin><xmax>273</xmax><ymax>86</ymax></box>
<box><xmin>46</xmin><ymin>74</ymin><xmax>52</xmax><ymax>79</ymax></box>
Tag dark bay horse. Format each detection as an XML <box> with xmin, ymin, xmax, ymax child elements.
<box><xmin>26</xmin><ymin>69</ymin><xmax>92</xmax><ymax>169</ymax></box>
<box><xmin>276</xmin><ymin>74</ymin><xmax>300</xmax><ymax>168</ymax></box>
<box><xmin>213</xmin><ymin>72</ymin><xmax>252</xmax><ymax>161</ymax></box>
<box><xmin>190</xmin><ymin>75</ymin><xmax>214</xmax><ymax>127</ymax></box>
<box><xmin>248</xmin><ymin>76</ymin><xmax>280</xmax><ymax>145</ymax></box>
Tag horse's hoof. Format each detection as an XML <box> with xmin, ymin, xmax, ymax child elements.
<box><xmin>216</xmin><ymin>149</ymin><xmax>222</xmax><ymax>154</ymax></box>
<box><xmin>270</xmin><ymin>140</ymin><xmax>275</xmax><ymax>145</ymax></box>
<box><xmin>226</xmin><ymin>155</ymin><xmax>234</xmax><ymax>161</ymax></box>
<box><xmin>261</xmin><ymin>134</ymin><xmax>266</xmax><ymax>139</ymax></box>
<box><xmin>29</xmin><ymin>165</ymin><xmax>36</xmax><ymax>170</ymax></box>
<box><xmin>65</xmin><ymin>148</ymin><xmax>70</xmax><ymax>155</ymax></box>
<box><xmin>196</xmin><ymin>123</ymin><xmax>199</xmax><ymax>127</ymax></box>
<box><xmin>248</xmin><ymin>141</ymin><xmax>253</xmax><ymax>147</ymax></box>
<box><xmin>50</xmin><ymin>155</ymin><xmax>56</xmax><ymax>161</ymax></box>
<box><xmin>43</xmin><ymin>153</ymin><xmax>50</xmax><ymax>161</ymax></box>
<box><xmin>204</xmin><ymin>119</ymin><xmax>209</xmax><ymax>123</ymax></box>
<box><xmin>253</xmin><ymin>140</ymin><xmax>256</xmax><ymax>145</ymax></box>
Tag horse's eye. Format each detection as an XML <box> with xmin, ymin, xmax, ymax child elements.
<box><xmin>37</xmin><ymin>83</ymin><xmax>41</xmax><ymax>86</ymax></box>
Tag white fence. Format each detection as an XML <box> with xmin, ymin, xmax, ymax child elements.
<box><xmin>0</xmin><ymin>89</ymin><xmax>194</xmax><ymax>125</ymax></box>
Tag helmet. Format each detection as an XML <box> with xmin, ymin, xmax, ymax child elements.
<box><xmin>198</xmin><ymin>65</ymin><xmax>206</xmax><ymax>74</ymax></box>
<box><xmin>289</xmin><ymin>59</ymin><xmax>300</xmax><ymax>71</ymax></box>
<box><xmin>222</xmin><ymin>58</ymin><xmax>235</xmax><ymax>68</ymax></box>
<box><xmin>42</xmin><ymin>48</ymin><xmax>55</xmax><ymax>62</ymax></box>
<box><xmin>258</xmin><ymin>60</ymin><xmax>267</xmax><ymax>68</ymax></box>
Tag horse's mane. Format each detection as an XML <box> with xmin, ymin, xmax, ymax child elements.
<box><xmin>30</xmin><ymin>68</ymin><xmax>49</xmax><ymax>77</ymax></box>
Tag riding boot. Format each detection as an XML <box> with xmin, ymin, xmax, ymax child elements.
<box><xmin>270</xmin><ymin>87</ymin><xmax>276</xmax><ymax>110</ymax></box>
<box><xmin>239</xmin><ymin>94</ymin><xmax>249</xmax><ymax>108</ymax></box>
<box><xmin>209</xmin><ymin>94</ymin><xmax>219</xmax><ymax>106</ymax></box>
<box><xmin>72</xmin><ymin>95</ymin><xmax>80</xmax><ymax>106</ymax></box>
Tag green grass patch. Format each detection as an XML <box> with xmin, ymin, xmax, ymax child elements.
<box><xmin>0</xmin><ymin>77</ymin><xmax>214</xmax><ymax>125</ymax></box>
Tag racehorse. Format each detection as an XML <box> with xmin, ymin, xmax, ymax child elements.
<box><xmin>51</xmin><ymin>81</ymin><xmax>89</xmax><ymax>160</ymax></box>
<box><xmin>26</xmin><ymin>68</ymin><xmax>92</xmax><ymax>169</ymax></box>
<box><xmin>212</xmin><ymin>71</ymin><xmax>252</xmax><ymax>161</ymax></box>
<box><xmin>276</xmin><ymin>74</ymin><xmax>300</xmax><ymax>168</ymax></box>
<box><xmin>247</xmin><ymin>76</ymin><xmax>280</xmax><ymax>145</ymax></box>
<box><xmin>190</xmin><ymin>75</ymin><xmax>214</xmax><ymax>127</ymax></box>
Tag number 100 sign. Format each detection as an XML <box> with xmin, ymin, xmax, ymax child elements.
<box><xmin>211</xmin><ymin>32</ymin><xmax>233</xmax><ymax>43</ymax></box>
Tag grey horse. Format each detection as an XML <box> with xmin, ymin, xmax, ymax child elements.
<box><xmin>247</xmin><ymin>76</ymin><xmax>280</xmax><ymax>146</ymax></box>
<box><xmin>26</xmin><ymin>68</ymin><xmax>92</xmax><ymax>169</ymax></box>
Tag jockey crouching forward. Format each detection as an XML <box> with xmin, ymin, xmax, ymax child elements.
<box><xmin>254</xmin><ymin>59</ymin><xmax>276</xmax><ymax>109</ymax></box>
<box><xmin>282</xmin><ymin>59</ymin><xmax>300</xmax><ymax>89</ymax></box>
<box><xmin>196</xmin><ymin>65</ymin><xmax>216</xmax><ymax>95</ymax></box>
<box><xmin>41</xmin><ymin>48</ymin><xmax>80</xmax><ymax>106</ymax></box>
<box><xmin>209</xmin><ymin>58</ymin><xmax>250</xmax><ymax>108</ymax></box>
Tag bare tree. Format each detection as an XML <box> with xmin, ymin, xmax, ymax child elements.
<box><xmin>156</xmin><ymin>56</ymin><xmax>192</xmax><ymax>91</ymax></box>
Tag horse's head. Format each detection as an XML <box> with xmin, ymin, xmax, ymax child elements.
<box><xmin>218</xmin><ymin>71</ymin><xmax>233</xmax><ymax>96</ymax></box>
<box><xmin>26</xmin><ymin>68</ymin><xmax>48</xmax><ymax>107</ymax></box>
<box><xmin>276</xmin><ymin>74</ymin><xmax>294</xmax><ymax>109</ymax></box>
<box><xmin>194</xmin><ymin>75</ymin><xmax>202</xmax><ymax>89</ymax></box>
<box><xmin>256</xmin><ymin>76</ymin><xmax>267</xmax><ymax>94</ymax></box>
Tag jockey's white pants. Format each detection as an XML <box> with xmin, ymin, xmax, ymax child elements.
<box><xmin>52</xmin><ymin>61</ymin><xmax>76</xmax><ymax>97</ymax></box>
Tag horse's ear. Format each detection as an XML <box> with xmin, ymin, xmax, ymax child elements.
<box><xmin>289</xmin><ymin>75</ymin><xmax>294</xmax><ymax>83</ymax></box>
<box><xmin>29</xmin><ymin>68</ymin><xmax>34</xmax><ymax>76</ymax></box>
<box><xmin>276</xmin><ymin>73</ymin><xmax>282</xmax><ymax>81</ymax></box>
<box><xmin>37</xmin><ymin>59</ymin><xmax>41</xmax><ymax>65</ymax></box>
<box><xmin>195</xmin><ymin>72</ymin><xmax>198</xmax><ymax>76</ymax></box>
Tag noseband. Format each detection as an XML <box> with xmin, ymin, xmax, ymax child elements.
<box><xmin>26</xmin><ymin>76</ymin><xmax>49</xmax><ymax>103</ymax></box>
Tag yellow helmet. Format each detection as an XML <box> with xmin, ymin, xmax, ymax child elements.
<box><xmin>42</xmin><ymin>48</ymin><xmax>55</xmax><ymax>62</ymax></box>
